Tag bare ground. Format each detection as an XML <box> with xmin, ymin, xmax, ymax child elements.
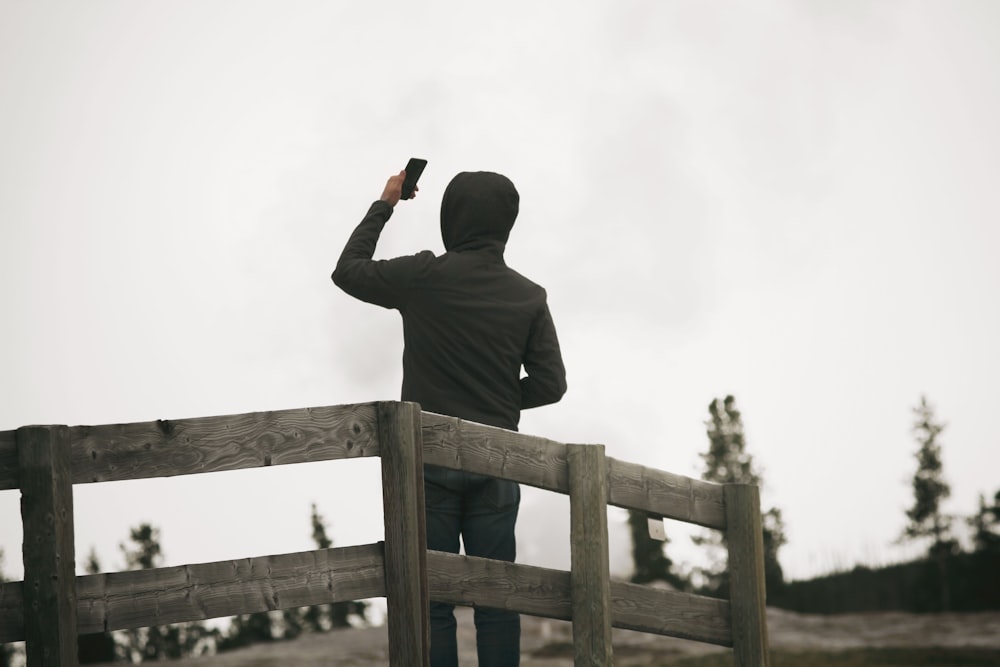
<box><xmin>157</xmin><ymin>607</ymin><xmax>1000</xmax><ymax>666</ymax></box>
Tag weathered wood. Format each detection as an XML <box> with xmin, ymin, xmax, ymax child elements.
<box><xmin>421</xmin><ymin>412</ymin><xmax>569</xmax><ymax>493</ymax></box>
<box><xmin>378</xmin><ymin>402</ymin><xmax>429</xmax><ymax>667</ymax></box>
<box><xmin>427</xmin><ymin>550</ymin><xmax>572</xmax><ymax>620</ymax></box>
<box><xmin>1</xmin><ymin>403</ymin><xmax>763</xmax><ymax>661</ymax></box>
<box><xmin>610</xmin><ymin>580</ymin><xmax>732</xmax><ymax>646</ymax></box>
<box><xmin>725</xmin><ymin>484</ymin><xmax>771</xmax><ymax>667</ymax></box>
<box><xmin>568</xmin><ymin>444</ymin><xmax>612</xmax><ymax>665</ymax></box>
<box><xmin>0</xmin><ymin>544</ymin><xmax>386</xmax><ymax>642</ymax></box>
<box><xmin>0</xmin><ymin>429</ymin><xmax>17</xmax><ymax>489</ymax></box>
<box><xmin>607</xmin><ymin>457</ymin><xmax>726</xmax><ymax>530</ymax></box>
<box><xmin>0</xmin><ymin>403</ymin><xmax>379</xmax><ymax>491</ymax></box>
<box><xmin>18</xmin><ymin>426</ymin><xmax>78</xmax><ymax>666</ymax></box>
<box><xmin>426</xmin><ymin>551</ymin><xmax>733</xmax><ymax>647</ymax></box>
<box><xmin>421</xmin><ymin>414</ymin><xmax>723</xmax><ymax>529</ymax></box>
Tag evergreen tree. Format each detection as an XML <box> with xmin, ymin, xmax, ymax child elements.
<box><xmin>901</xmin><ymin>395</ymin><xmax>957</xmax><ymax>610</ymax></box>
<box><xmin>78</xmin><ymin>548</ymin><xmax>117</xmax><ymax>664</ymax></box>
<box><xmin>119</xmin><ymin>524</ymin><xmax>214</xmax><ymax>661</ymax></box>
<box><xmin>968</xmin><ymin>489</ymin><xmax>1000</xmax><ymax>554</ymax></box>
<box><xmin>902</xmin><ymin>396</ymin><xmax>956</xmax><ymax>555</ymax></box>
<box><xmin>300</xmin><ymin>503</ymin><xmax>334</xmax><ymax>632</ymax></box>
<box><xmin>695</xmin><ymin>395</ymin><xmax>786</xmax><ymax>599</ymax></box>
<box><xmin>119</xmin><ymin>524</ymin><xmax>168</xmax><ymax>662</ymax></box>
<box><xmin>627</xmin><ymin>510</ymin><xmax>686</xmax><ymax>589</ymax></box>
<box><xmin>299</xmin><ymin>503</ymin><xmax>367</xmax><ymax>632</ymax></box>
<box><xmin>121</xmin><ymin>523</ymin><xmax>163</xmax><ymax>570</ymax></box>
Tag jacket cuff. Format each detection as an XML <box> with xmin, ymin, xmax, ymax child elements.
<box><xmin>371</xmin><ymin>199</ymin><xmax>395</xmax><ymax>219</ymax></box>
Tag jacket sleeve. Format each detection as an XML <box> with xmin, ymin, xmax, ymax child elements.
<box><xmin>520</xmin><ymin>301</ymin><xmax>567</xmax><ymax>409</ymax></box>
<box><xmin>331</xmin><ymin>200</ymin><xmax>429</xmax><ymax>310</ymax></box>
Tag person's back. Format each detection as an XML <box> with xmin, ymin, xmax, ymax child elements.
<box><xmin>333</xmin><ymin>168</ymin><xmax>566</xmax><ymax>666</ymax></box>
<box><xmin>333</xmin><ymin>170</ymin><xmax>566</xmax><ymax>429</ymax></box>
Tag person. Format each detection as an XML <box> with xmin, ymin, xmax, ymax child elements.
<box><xmin>332</xmin><ymin>168</ymin><xmax>567</xmax><ymax>666</ymax></box>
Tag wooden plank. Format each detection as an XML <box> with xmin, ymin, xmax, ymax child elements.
<box><xmin>568</xmin><ymin>444</ymin><xmax>612</xmax><ymax>665</ymax></box>
<box><xmin>724</xmin><ymin>484</ymin><xmax>771</xmax><ymax>667</ymax></box>
<box><xmin>609</xmin><ymin>580</ymin><xmax>732</xmax><ymax>646</ymax></box>
<box><xmin>0</xmin><ymin>429</ymin><xmax>16</xmax><ymax>489</ymax></box>
<box><xmin>18</xmin><ymin>426</ymin><xmax>78</xmax><ymax>666</ymax></box>
<box><xmin>0</xmin><ymin>544</ymin><xmax>386</xmax><ymax>642</ymax></box>
<box><xmin>420</xmin><ymin>413</ymin><xmax>723</xmax><ymax>529</ymax></box>
<box><xmin>3</xmin><ymin>549</ymin><xmax>735</xmax><ymax>648</ymax></box>
<box><xmin>378</xmin><ymin>402</ymin><xmax>429</xmax><ymax>667</ymax></box>
<box><xmin>421</xmin><ymin>412</ymin><xmax>569</xmax><ymax>492</ymax></box>
<box><xmin>426</xmin><ymin>551</ymin><xmax>733</xmax><ymax>647</ymax></box>
<box><xmin>607</xmin><ymin>457</ymin><xmax>726</xmax><ymax>530</ymax></box>
<box><xmin>0</xmin><ymin>403</ymin><xmax>379</xmax><ymax>491</ymax></box>
<box><xmin>427</xmin><ymin>550</ymin><xmax>572</xmax><ymax>620</ymax></box>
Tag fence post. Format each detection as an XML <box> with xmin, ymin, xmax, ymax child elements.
<box><xmin>567</xmin><ymin>444</ymin><xmax>612</xmax><ymax>666</ymax></box>
<box><xmin>724</xmin><ymin>483</ymin><xmax>770</xmax><ymax>667</ymax></box>
<box><xmin>377</xmin><ymin>402</ymin><xmax>429</xmax><ymax>667</ymax></box>
<box><xmin>18</xmin><ymin>426</ymin><xmax>79</xmax><ymax>667</ymax></box>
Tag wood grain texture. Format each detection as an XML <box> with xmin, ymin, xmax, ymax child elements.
<box><xmin>3</xmin><ymin>403</ymin><xmax>379</xmax><ymax>491</ymax></box>
<box><xmin>17</xmin><ymin>426</ymin><xmax>78</xmax><ymax>666</ymax></box>
<box><xmin>725</xmin><ymin>484</ymin><xmax>771</xmax><ymax>667</ymax></box>
<box><xmin>427</xmin><ymin>551</ymin><xmax>572</xmax><ymax>620</ymax></box>
<box><xmin>427</xmin><ymin>551</ymin><xmax>733</xmax><ymax>647</ymax></box>
<box><xmin>420</xmin><ymin>413</ymin><xmax>723</xmax><ymax>529</ymax></box>
<box><xmin>0</xmin><ymin>429</ymin><xmax>16</xmax><ymax>489</ymax></box>
<box><xmin>607</xmin><ymin>457</ymin><xmax>726</xmax><ymax>530</ymax></box>
<box><xmin>0</xmin><ymin>544</ymin><xmax>386</xmax><ymax>643</ymax></box>
<box><xmin>421</xmin><ymin>412</ymin><xmax>569</xmax><ymax>492</ymax></box>
<box><xmin>610</xmin><ymin>580</ymin><xmax>732</xmax><ymax>646</ymax></box>
<box><xmin>568</xmin><ymin>444</ymin><xmax>612</xmax><ymax>665</ymax></box>
<box><xmin>378</xmin><ymin>402</ymin><xmax>429</xmax><ymax>667</ymax></box>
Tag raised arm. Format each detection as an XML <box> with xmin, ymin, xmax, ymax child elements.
<box><xmin>332</xmin><ymin>171</ymin><xmax>425</xmax><ymax>309</ymax></box>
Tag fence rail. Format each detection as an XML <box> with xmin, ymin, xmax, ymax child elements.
<box><xmin>0</xmin><ymin>401</ymin><xmax>769</xmax><ymax>666</ymax></box>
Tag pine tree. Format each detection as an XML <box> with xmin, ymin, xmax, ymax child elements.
<box><xmin>968</xmin><ymin>490</ymin><xmax>1000</xmax><ymax>554</ymax></box>
<box><xmin>119</xmin><ymin>524</ymin><xmax>214</xmax><ymax>661</ymax></box>
<box><xmin>902</xmin><ymin>396</ymin><xmax>956</xmax><ymax>555</ymax></box>
<box><xmin>901</xmin><ymin>395</ymin><xmax>957</xmax><ymax>610</ymax></box>
<box><xmin>300</xmin><ymin>503</ymin><xmax>334</xmax><ymax>632</ymax></box>
<box><xmin>299</xmin><ymin>503</ymin><xmax>367</xmax><ymax>632</ymax></box>
<box><xmin>695</xmin><ymin>395</ymin><xmax>786</xmax><ymax>599</ymax></box>
<box><xmin>119</xmin><ymin>524</ymin><xmax>169</xmax><ymax>662</ymax></box>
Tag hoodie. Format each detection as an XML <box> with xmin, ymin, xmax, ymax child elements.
<box><xmin>332</xmin><ymin>171</ymin><xmax>566</xmax><ymax>431</ymax></box>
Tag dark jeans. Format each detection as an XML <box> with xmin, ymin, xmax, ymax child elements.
<box><xmin>424</xmin><ymin>465</ymin><xmax>521</xmax><ymax>667</ymax></box>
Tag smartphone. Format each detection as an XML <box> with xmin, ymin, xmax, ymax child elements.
<box><xmin>401</xmin><ymin>158</ymin><xmax>427</xmax><ymax>200</ymax></box>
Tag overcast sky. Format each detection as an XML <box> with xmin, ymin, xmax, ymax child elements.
<box><xmin>2</xmin><ymin>1</ymin><xmax>998</xmax><ymax>593</ymax></box>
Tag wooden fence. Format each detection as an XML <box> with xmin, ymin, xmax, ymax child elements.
<box><xmin>0</xmin><ymin>401</ymin><xmax>769</xmax><ymax>666</ymax></box>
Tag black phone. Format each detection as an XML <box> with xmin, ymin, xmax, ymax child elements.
<box><xmin>401</xmin><ymin>158</ymin><xmax>427</xmax><ymax>200</ymax></box>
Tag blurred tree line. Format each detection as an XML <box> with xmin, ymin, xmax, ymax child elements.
<box><xmin>627</xmin><ymin>394</ymin><xmax>1000</xmax><ymax>613</ymax></box>
<box><xmin>75</xmin><ymin>503</ymin><xmax>368</xmax><ymax>664</ymax></box>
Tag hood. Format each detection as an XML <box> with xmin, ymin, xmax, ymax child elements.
<box><xmin>440</xmin><ymin>171</ymin><xmax>519</xmax><ymax>254</ymax></box>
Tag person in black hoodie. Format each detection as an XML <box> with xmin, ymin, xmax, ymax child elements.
<box><xmin>333</xmin><ymin>169</ymin><xmax>566</xmax><ymax>666</ymax></box>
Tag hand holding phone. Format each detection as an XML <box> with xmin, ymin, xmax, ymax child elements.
<box><xmin>401</xmin><ymin>158</ymin><xmax>427</xmax><ymax>200</ymax></box>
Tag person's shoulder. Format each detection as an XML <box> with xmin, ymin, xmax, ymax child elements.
<box><xmin>504</xmin><ymin>265</ymin><xmax>548</xmax><ymax>296</ymax></box>
<box><xmin>390</xmin><ymin>249</ymin><xmax>438</xmax><ymax>265</ymax></box>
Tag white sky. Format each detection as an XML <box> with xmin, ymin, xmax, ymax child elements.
<box><xmin>2</xmin><ymin>1</ymin><xmax>998</xmax><ymax>589</ymax></box>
